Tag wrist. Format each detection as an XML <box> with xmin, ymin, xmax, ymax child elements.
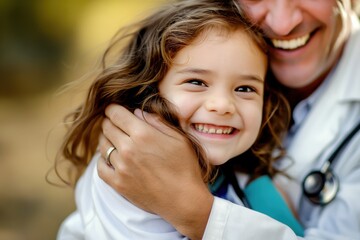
<box><xmin>165</xmin><ymin>183</ymin><xmax>214</xmax><ymax>240</ymax></box>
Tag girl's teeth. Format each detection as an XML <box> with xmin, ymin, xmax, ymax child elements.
<box><xmin>194</xmin><ymin>124</ymin><xmax>233</xmax><ymax>135</ymax></box>
<box><xmin>271</xmin><ymin>34</ymin><xmax>310</xmax><ymax>50</ymax></box>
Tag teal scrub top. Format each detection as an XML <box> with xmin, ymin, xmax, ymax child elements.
<box><xmin>210</xmin><ymin>174</ymin><xmax>304</xmax><ymax>237</ymax></box>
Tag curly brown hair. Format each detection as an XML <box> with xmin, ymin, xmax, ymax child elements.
<box><xmin>53</xmin><ymin>0</ymin><xmax>290</xmax><ymax>187</ymax></box>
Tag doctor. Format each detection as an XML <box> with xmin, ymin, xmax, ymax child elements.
<box><xmin>98</xmin><ymin>0</ymin><xmax>360</xmax><ymax>239</ymax></box>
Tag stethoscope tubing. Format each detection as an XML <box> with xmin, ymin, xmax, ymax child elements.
<box><xmin>302</xmin><ymin>119</ymin><xmax>360</xmax><ymax>204</ymax></box>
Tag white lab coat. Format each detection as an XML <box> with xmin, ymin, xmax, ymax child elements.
<box><xmin>203</xmin><ymin>15</ymin><xmax>360</xmax><ymax>240</ymax></box>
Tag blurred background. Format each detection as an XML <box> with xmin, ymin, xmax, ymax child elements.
<box><xmin>0</xmin><ymin>0</ymin><xmax>164</xmax><ymax>239</ymax></box>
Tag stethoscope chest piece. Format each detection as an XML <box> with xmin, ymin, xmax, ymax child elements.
<box><xmin>302</xmin><ymin>169</ymin><xmax>339</xmax><ymax>205</ymax></box>
<box><xmin>302</xmin><ymin>119</ymin><xmax>360</xmax><ymax>205</ymax></box>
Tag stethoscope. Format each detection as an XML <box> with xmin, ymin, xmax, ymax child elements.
<box><xmin>226</xmin><ymin>168</ymin><xmax>252</xmax><ymax>208</ymax></box>
<box><xmin>302</xmin><ymin>119</ymin><xmax>360</xmax><ymax>205</ymax></box>
<box><xmin>226</xmin><ymin>120</ymin><xmax>360</xmax><ymax>208</ymax></box>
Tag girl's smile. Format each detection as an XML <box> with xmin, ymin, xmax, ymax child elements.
<box><xmin>193</xmin><ymin>123</ymin><xmax>236</xmax><ymax>135</ymax></box>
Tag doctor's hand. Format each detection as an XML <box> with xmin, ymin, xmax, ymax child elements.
<box><xmin>97</xmin><ymin>104</ymin><xmax>214</xmax><ymax>240</ymax></box>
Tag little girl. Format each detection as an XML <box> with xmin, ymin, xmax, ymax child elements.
<box><xmin>56</xmin><ymin>0</ymin><xmax>303</xmax><ymax>239</ymax></box>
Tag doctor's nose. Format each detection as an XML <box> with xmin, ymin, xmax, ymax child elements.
<box><xmin>264</xmin><ymin>0</ymin><xmax>303</xmax><ymax>36</ymax></box>
<box><xmin>205</xmin><ymin>95</ymin><xmax>236</xmax><ymax>115</ymax></box>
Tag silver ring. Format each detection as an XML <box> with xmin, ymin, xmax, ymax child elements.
<box><xmin>106</xmin><ymin>146</ymin><xmax>116</xmax><ymax>167</ymax></box>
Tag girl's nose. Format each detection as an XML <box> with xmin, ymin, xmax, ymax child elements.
<box><xmin>264</xmin><ymin>0</ymin><xmax>303</xmax><ymax>36</ymax></box>
<box><xmin>205</xmin><ymin>94</ymin><xmax>236</xmax><ymax>115</ymax></box>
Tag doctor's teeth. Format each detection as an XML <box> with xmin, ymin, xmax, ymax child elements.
<box><xmin>271</xmin><ymin>34</ymin><xmax>310</xmax><ymax>50</ymax></box>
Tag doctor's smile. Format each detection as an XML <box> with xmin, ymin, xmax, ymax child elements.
<box><xmin>269</xmin><ymin>33</ymin><xmax>310</xmax><ymax>50</ymax></box>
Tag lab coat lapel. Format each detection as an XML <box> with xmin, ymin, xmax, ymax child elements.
<box><xmin>285</xmin><ymin>26</ymin><xmax>360</xmax><ymax>180</ymax></box>
<box><xmin>285</xmin><ymin>74</ymin><xmax>345</xmax><ymax>180</ymax></box>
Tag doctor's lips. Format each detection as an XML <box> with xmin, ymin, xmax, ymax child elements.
<box><xmin>193</xmin><ymin>123</ymin><xmax>236</xmax><ymax>135</ymax></box>
<box><xmin>267</xmin><ymin>31</ymin><xmax>314</xmax><ymax>50</ymax></box>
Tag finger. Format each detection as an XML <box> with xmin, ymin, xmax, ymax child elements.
<box><xmin>105</xmin><ymin>104</ymin><xmax>144</xmax><ymax>136</ymax></box>
<box><xmin>101</xmin><ymin>118</ymin><xmax>134</xmax><ymax>170</ymax></box>
<box><xmin>98</xmin><ymin>133</ymin><xmax>112</xmax><ymax>159</ymax></box>
<box><xmin>97</xmin><ymin>156</ymin><xmax>116</xmax><ymax>185</ymax></box>
<box><xmin>102</xmin><ymin>117</ymin><xmax>131</xmax><ymax>151</ymax></box>
<box><xmin>98</xmin><ymin>133</ymin><xmax>117</xmax><ymax>168</ymax></box>
<box><xmin>134</xmin><ymin>108</ymin><xmax>179</xmax><ymax>138</ymax></box>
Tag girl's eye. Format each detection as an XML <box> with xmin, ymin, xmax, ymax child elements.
<box><xmin>186</xmin><ymin>79</ymin><xmax>207</xmax><ymax>87</ymax></box>
<box><xmin>235</xmin><ymin>86</ymin><xmax>256</xmax><ymax>93</ymax></box>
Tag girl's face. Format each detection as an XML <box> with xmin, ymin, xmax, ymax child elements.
<box><xmin>159</xmin><ymin>29</ymin><xmax>267</xmax><ymax>165</ymax></box>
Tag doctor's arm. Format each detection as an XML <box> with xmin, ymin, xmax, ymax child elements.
<box><xmin>97</xmin><ymin>104</ymin><xmax>301</xmax><ymax>240</ymax></box>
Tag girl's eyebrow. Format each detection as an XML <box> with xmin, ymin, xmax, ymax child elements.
<box><xmin>177</xmin><ymin>67</ymin><xmax>264</xmax><ymax>83</ymax></box>
<box><xmin>176</xmin><ymin>67</ymin><xmax>210</xmax><ymax>75</ymax></box>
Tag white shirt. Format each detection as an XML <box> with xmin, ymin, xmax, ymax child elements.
<box><xmin>57</xmin><ymin>154</ymin><xmax>187</xmax><ymax>240</ymax></box>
